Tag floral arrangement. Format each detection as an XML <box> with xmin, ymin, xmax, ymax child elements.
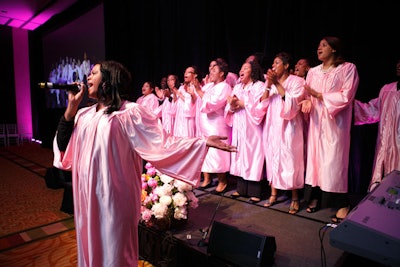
<box><xmin>140</xmin><ymin>162</ymin><xmax>199</xmax><ymax>227</ymax></box>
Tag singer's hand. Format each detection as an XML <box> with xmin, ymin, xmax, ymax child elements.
<box><xmin>64</xmin><ymin>82</ymin><xmax>86</xmax><ymax>121</ymax></box>
<box><xmin>206</xmin><ymin>135</ymin><xmax>237</xmax><ymax>152</ymax></box>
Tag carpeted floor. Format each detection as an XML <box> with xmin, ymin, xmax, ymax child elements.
<box><xmin>0</xmin><ymin>143</ymin><xmax>71</xmax><ymax>238</ymax></box>
<box><xmin>0</xmin><ymin>143</ymin><xmax>385</xmax><ymax>267</ymax></box>
<box><xmin>0</xmin><ymin>230</ymin><xmax>78</xmax><ymax>267</ymax></box>
<box><xmin>0</xmin><ymin>142</ymin><xmax>154</xmax><ymax>267</ymax></box>
<box><xmin>0</xmin><ymin>143</ymin><xmax>74</xmax><ymax>254</ymax></box>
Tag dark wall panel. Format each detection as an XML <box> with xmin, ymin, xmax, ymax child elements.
<box><xmin>0</xmin><ymin>25</ymin><xmax>16</xmax><ymax>123</ymax></box>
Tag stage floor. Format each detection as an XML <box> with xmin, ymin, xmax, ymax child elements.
<box><xmin>139</xmin><ymin>180</ymin><xmax>384</xmax><ymax>267</ymax></box>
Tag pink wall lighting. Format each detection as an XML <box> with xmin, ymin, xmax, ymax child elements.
<box><xmin>12</xmin><ymin>27</ymin><xmax>32</xmax><ymax>140</ymax></box>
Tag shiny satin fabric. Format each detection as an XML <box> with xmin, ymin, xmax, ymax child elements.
<box><xmin>354</xmin><ymin>81</ymin><xmax>400</xmax><ymax>186</ymax></box>
<box><xmin>305</xmin><ymin>62</ymin><xmax>359</xmax><ymax>193</ymax></box>
<box><xmin>136</xmin><ymin>93</ymin><xmax>160</xmax><ymax>113</ymax></box>
<box><xmin>225</xmin><ymin>81</ymin><xmax>265</xmax><ymax>181</ymax></box>
<box><xmin>199</xmin><ymin>81</ymin><xmax>232</xmax><ymax>173</ymax></box>
<box><xmin>154</xmin><ymin>98</ymin><xmax>177</xmax><ymax>136</ymax></box>
<box><xmin>53</xmin><ymin>101</ymin><xmax>207</xmax><ymax>267</ymax></box>
<box><xmin>173</xmin><ymin>85</ymin><xmax>196</xmax><ymax>137</ymax></box>
<box><xmin>253</xmin><ymin>74</ymin><xmax>306</xmax><ymax>190</ymax></box>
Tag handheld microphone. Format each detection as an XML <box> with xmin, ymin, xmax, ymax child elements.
<box><xmin>38</xmin><ymin>82</ymin><xmax>80</xmax><ymax>92</ymax></box>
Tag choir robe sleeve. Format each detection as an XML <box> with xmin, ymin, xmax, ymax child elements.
<box><xmin>321</xmin><ymin>63</ymin><xmax>359</xmax><ymax>117</ymax></box>
<box><xmin>54</xmin><ymin>102</ymin><xmax>208</xmax><ymax>187</ymax></box>
<box><xmin>353</xmin><ymin>97</ymin><xmax>380</xmax><ymax>125</ymax></box>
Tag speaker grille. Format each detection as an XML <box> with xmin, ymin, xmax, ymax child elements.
<box><xmin>207</xmin><ymin>221</ymin><xmax>276</xmax><ymax>267</ymax></box>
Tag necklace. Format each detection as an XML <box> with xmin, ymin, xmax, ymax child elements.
<box><xmin>320</xmin><ymin>65</ymin><xmax>333</xmax><ymax>74</ymax></box>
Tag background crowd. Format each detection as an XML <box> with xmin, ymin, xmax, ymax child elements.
<box><xmin>46</xmin><ymin>53</ymin><xmax>92</xmax><ymax>108</ymax></box>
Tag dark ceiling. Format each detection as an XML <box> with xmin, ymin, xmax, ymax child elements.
<box><xmin>0</xmin><ymin>0</ymin><xmax>78</xmax><ymax>30</ymax></box>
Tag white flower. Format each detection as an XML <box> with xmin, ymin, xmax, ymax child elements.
<box><xmin>174</xmin><ymin>206</ymin><xmax>188</xmax><ymax>220</ymax></box>
<box><xmin>152</xmin><ymin>202</ymin><xmax>168</xmax><ymax>219</ymax></box>
<box><xmin>159</xmin><ymin>173</ymin><xmax>174</xmax><ymax>184</ymax></box>
<box><xmin>154</xmin><ymin>183</ymin><xmax>173</xmax><ymax>197</ymax></box>
<box><xmin>172</xmin><ymin>192</ymin><xmax>187</xmax><ymax>207</ymax></box>
<box><xmin>159</xmin><ymin>195</ymin><xmax>172</xmax><ymax>206</ymax></box>
<box><xmin>140</xmin><ymin>162</ymin><xmax>199</xmax><ymax>223</ymax></box>
<box><xmin>174</xmin><ymin>179</ymin><xmax>193</xmax><ymax>192</ymax></box>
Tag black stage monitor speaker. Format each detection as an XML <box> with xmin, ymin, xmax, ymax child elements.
<box><xmin>207</xmin><ymin>220</ymin><xmax>276</xmax><ymax>267</ymax></box>
<box><xmin>330</xmin><ymin>170</ymin><xmax>400</xmax><ymax>266</ymax></box>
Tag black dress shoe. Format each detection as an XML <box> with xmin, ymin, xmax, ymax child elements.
<box><xmin>211</xmin><ymin>189</ymin><xmax>226</xmax><ymax>195</ymax></box>
<box><xmin>249</xmin><ymin>197</ymin><xmax>261</xmax><ymax>203</ymax></box>
<box><xmin>199</xmin><ymin>182</ymin><xmax>213</xmax><ymax>189</ymax></box>
<box><xmin>215</xmin><ymin>183</ymin><xmax>227</xmax><ymax>193</ymax></box>
<box><xmin>230</xmin><ymin>192</ymin><xmax>241</xmax><ymax>198</ymax></box>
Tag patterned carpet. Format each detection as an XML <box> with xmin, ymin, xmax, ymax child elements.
<box><xmin>0</xmin><ymin>217</ymin><xmax>75</xmax><ymax>252</ymax></box>
<box><xmin>0</xmin><ymin>142</ymin><xmax>154</xmax><ymax>267</ymax></box>
<box><xmin>0</xmin><ymin>230</ymin><xmax>78</xmax><ymax>267</ymax></box>
<box><xmin>0</xmin><ymin>143</ymin><xmax>73</xmax><ymax>252</ymax></box>
<box><xmin>0</xmin><ymin>143</ymin><xmax>71</xmax><ymax>236</ymax></box>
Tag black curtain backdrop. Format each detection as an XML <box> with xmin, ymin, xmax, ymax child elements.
<box><xmin>101</xmin><ymin>0</ymin><xmax>398</xmax><ymax>193</ymax></box>
<box><xmin>4</xmin><ymin>0</ymin><xmax>391</xmax><ymax>193</ymax></box>
<box><xmin>104</xmin><ymin>0</ymin><xmax>398</xmax><ymax>102</ymax></box>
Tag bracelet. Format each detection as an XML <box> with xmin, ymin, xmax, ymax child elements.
<box><xmin>265</xmin><ymin>87</ymin><xmax>271</xmax><ymax>91</ymax></box>
<box><xmin>229</xmin><ymin>108</ymin><xmax>235</xmax><ymax>113</ymax></box>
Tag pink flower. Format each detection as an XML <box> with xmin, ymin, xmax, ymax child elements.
<box><xmin>147</xmin><ymin>178</ymin><xmax>158</xmax><ymax>188</ymax></box>
<box><xmin>141</xmin><ymin>208</ymin><xmax>153</xmax><ymax>222</ymax></box>
<box><xmin>142</xmin><ymin>182</ymin><xmax>148</xmax><ymax>189</ymax></box>
<box><xmin>147</xmin><ymin>167</ymin><xmax>156</xmax><ymax>176</ymax></box>
<box><xmin>143</xmin><ymin>195</ymin><xmax>152</xmax><ymax>205</ymax></box>
<box><xmin>150</xmin><ymin>192</ymin><xmax>159</xmax><ymax>202</ymax></box>
<box><xmin>186</xmin><ymin>191</ymin><xmax>199</xmax><ymax>209</ymax></box>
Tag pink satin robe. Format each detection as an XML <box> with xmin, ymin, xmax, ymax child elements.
<box><xmin>173</xmin><ymin>85</ymin><xmax>196</xmax><ymax>137</ymax></box>
<box><xmin>252</xmin><ymin>75</ymin><xmax>306</xmax><ymax>190</ymax></box>
<box><xmin>136</xmin><ymin>93</ymin><xmax>160</xmax><ymax>114</ymax></box>
<box><xmin>154</xmin><ymin>97</ymin><xmax>177</xmax><ymax>136</ymax></box>
<box><xmin>354</xmin><ymin>81</ymin><xmax>400</xmax><ymax>186</ymax></box>
<box><xmin>199</xmin><ymin>81</ymin><xmax>232</xmax><ymax>173</ymax></box>
<box><xmin>305</xmin><ymin>62</ymin><xmax>359</xmax><ymax>193</ymax></box>
<box><xmin>225</xmin><ymin>72</ymin><xmax>239</xmax><ymax>88</ymax></box>
<box><xmin>224</xmin><ymin>81</ymin><xmax>265</xmax><ymax>181</ymax></box>
<box><xmin>195</xmin><ymin>88</ymin><xmax>204</xmax><ymax>138</ymax></box>
<box><xmin>53</xmin><ymin>101</ymin><xmax>207</xmax><ymax>267</ymax></box>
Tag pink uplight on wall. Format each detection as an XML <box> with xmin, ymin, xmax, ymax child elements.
<box><xmin>12</xmin><ymin>27</ymin><xmax>32</xmax><ymax>140</ymax></box>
